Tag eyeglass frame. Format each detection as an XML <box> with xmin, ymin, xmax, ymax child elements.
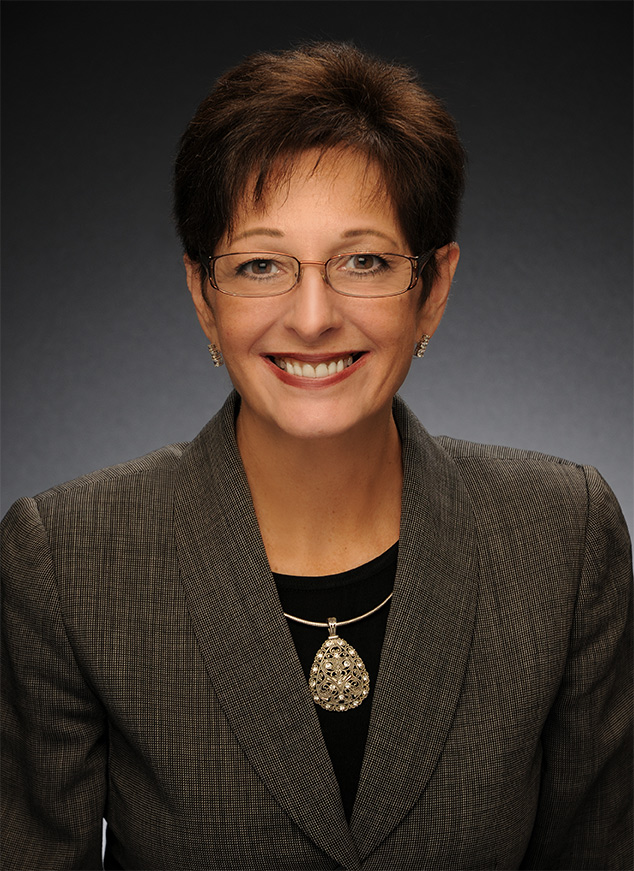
<box><xmin>202</xmin><ymin>248</ymin><xmax>437</xmax><ymax>298</ymax></box>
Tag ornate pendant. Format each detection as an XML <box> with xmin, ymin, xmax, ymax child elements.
<box><xmin>308</xmin><ymin>617</ymin><xmax>370</xmax><ymax>712</ymax></box>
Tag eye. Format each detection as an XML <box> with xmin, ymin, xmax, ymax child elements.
<box><xmin>238</xmin><ymin>258</ymin><xmax>281</xmax><ymax>278</ymax></box>
<box><xmin>348</xmin><ymin>254</ymin><xmax>382</xmax><ymax>271</ymax></box>
<box><xmin>338</xmin><ymin>253</ymin><xmax>391</xmax><ymax>276</ymax></box>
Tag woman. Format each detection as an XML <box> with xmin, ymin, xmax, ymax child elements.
<box><xmin>2</xmin><ymin>42</ymin><xmax>631</xmax><ymax>871</ymax></box>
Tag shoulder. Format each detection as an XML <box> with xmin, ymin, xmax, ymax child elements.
<box><xmin>434</xmin><ymin>434</ymin><xmax>578</xmax><ymax>466</ymax></box>
<box><xmin>396</xmin><ymin>396</ymin><xmax>629</xmax><ymax>545</ymax></box>
<box><xmin>395</xmin><ymin>395</ymin><xmax>593</xmax><ymax>515</ymax></box>
<box><xmin>2</xmin><ymin>441</ymin><xmax>190</xmax><ymax>546</ymax></box>
<box><xmin>435</xmin><ymin>433</ymin><xmax>593</xmax><ymax>505</ymax></box>
<box><xmin>1</xmin><ymin>441</ymin><xmax>197</xmax><ymax>630</ymax></box>
<box><xmin>2</xmin><ymin>393</ymin><xmax>239</xmax><ymax>545</ymax></box>
<box><xmin>34</xmin><ymin>442</ymin><xmax>189</xmax><ymax>503</ymax></box>
<box><xmin>432</xmin><ymin>434</ymin><xmax>630</xmax><ymax>564</ymax></box>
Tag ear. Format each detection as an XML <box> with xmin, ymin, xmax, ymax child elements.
<box><xmin>416</xmin><ymin>242</ymin><xmax>460</xmax><ymax>337</ymax></box>
<box><xmin>184</xmin><ymin>255</ymin><xmax>218</xmax><ymax>344</ymax></box>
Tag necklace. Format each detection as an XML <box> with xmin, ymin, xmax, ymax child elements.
<box><xmin>284</xmin><ymin>592</ymin><xmax>393</xmax><ymax>712</ymax></box>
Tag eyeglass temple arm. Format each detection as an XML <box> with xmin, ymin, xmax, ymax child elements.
<box><xmin>415</xmin><ymin>248</ymin><xmax>437</xmax><ymax>277</ymax></box>
<box><xmin>195</xmin><ymin>253</ymin><xmax>216</xmax><ymax>286</ymax></box>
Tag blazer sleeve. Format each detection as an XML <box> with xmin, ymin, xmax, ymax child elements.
<box><xmin>520</xmin><ymin>467</ymin><xmax>633</xmax><ymax>871</ymax></box>
<box><xmin>1</xmin><ymin>497</ymin><xmax>107</xmax><ymax>871</ymax></box>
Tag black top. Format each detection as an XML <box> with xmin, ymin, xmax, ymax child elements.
<box><xmin>273</xmin><ymin>542</ymin><xmax>398</xmax><ymax>822</ymax></box>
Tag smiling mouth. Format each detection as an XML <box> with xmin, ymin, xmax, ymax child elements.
<box><xmin>269</xmin><ymin>353</ymin><xmax>364</xmax><ymax>379</ymax></box>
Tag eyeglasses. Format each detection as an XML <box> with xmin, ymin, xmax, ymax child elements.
<box><xmin>205</xmin><ymin>250</ymin><xmax>435</xmax><ymax>298</ymax></box>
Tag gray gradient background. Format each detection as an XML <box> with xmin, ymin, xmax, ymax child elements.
<box><xmin>2</xmin><ymin>1</ymin><xmax>632</xmax><ymax>533</ymax></box>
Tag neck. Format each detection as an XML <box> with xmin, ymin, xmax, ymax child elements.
<box><xmin>236</xmin><ymin>405</ymin><xmax>403</xmax><ymax>575</ymax></box>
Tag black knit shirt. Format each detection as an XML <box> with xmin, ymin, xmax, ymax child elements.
<box><xmin>273</xmin><ymin>542</ymin><xmax>398</xmax><ymax>821</ymax></box>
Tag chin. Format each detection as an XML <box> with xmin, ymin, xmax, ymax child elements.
<box><xmin>265</xmin><ymin>396</ymin><xmax>389</xmax><ymax>443</ymax></box>
<box><xmin>281</xmin><ymin>420</ymin><xmax>355</xmax><ymax>441</ymax></box>
<box><xmin>233</xmin><ymin>369</ymin><xmax>399</xmax><ymax>443</ymax></box>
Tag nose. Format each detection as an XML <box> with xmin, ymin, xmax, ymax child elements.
<box><xmin>282</xmin><ymin>261</ymin><xmax>342</xmax><ymax>343</ymax></box>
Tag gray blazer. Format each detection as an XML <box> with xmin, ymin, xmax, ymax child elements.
<box><xmin>2</xmin><ymin>393</ymin><xmax>632</xmax><ymax>870</ymax></box>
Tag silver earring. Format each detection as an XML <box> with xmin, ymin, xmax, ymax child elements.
<box><xmin>208</xmin><ymin>343</ymin><xmax>224</xmax><ymax>367</ymax></box>
<box><xmin>413</xmin><ymin>334</ymin><xmax>431</xmax><ymax>358</ymax></box>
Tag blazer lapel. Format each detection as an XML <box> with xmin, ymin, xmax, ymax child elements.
<box><xmin>173</xmin><ymin>393</ymin><xmax>359</xmax><ymax>870</ymax></box>
<box><xmin>350</xmin><ymin>397</ymin><xmax>479</xmax><ymax>861</ymax></box>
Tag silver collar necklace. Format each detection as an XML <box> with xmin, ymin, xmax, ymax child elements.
<box><xmin>284</xmin><ymin>592</ymin><xmax>393</xmax><ymax>712</ymax></box>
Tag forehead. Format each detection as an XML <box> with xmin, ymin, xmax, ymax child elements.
<box><xmin>228</xmin><ymin>148</ymin><xmax>400</xmax><ymax>240</ymax></box>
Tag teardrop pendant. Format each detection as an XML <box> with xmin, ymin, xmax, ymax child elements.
<box><xmin>308</xmin><ymin>617</ymin><xmax>370</xmax><ymax>711</ymax></box>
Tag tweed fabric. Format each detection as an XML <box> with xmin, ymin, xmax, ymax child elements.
<box><xmin>2</xmin><ymin>392</ymin><xmax>631</xmax><ymax>870</ymax></box>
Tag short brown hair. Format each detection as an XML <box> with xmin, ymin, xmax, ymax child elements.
<box><xmin>173</xmin><ymin>42</ymin><xmax>465</xmax><ymax>296</ymax></box>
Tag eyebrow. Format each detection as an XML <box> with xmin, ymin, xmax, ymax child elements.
<box><xmin>232</xmin><ymin>227</ymin><xmax>284</xmax><ymax>242</ymax></box>
<box><xmin>341</xmin><ymin>229</ymin><xmax>400</xmax><ymax>248</ymax></box>
<box><xmin>231</xmin><ymin>227</ymin><xmax>400</xmax><ymax>248</ymax></box>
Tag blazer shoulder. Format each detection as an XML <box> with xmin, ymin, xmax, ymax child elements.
<box><xmin>434</xmin><ymin>434</ymin><xmax>578</xmax><ymax>467</ymax></box>
<box><xmin>31</xmin><ymin>442</ymin><xmax>190</xmax><ymax>504</ymax></box>
<box><xmin>396</xmin><ymin>398</ymin><xmax>625</xmax><ymax>532</ymax></box>
<box><xmin>434</xmin><ymin>433</ymin><xmax>594</xmax><ymax>500</ymax></box>
<box><xmin>431</xmin><ymin>435</ymin><xmax>630</xmax><ymax>549</ymax></box>
<box><xmin>1</xmin><ymin>443</ymin><xmax>191</xmax><ymax>540</ymax></box>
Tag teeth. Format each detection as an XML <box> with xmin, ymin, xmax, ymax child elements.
<box><xmin>274</xmin><ymin>355</ymin><xmax>355</xmax><ymax>378</ymax></box>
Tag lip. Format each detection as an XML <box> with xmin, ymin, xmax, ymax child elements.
<box><xmin>263</xmin><ymin>352</ymin><xmax>368</xmax><ymax>388</ymax></box>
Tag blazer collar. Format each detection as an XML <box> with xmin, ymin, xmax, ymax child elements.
<box><xmin>174</xmin><ymin>392</ymin><xmax>359</xmax><ymax>869</ymax></box>
<box><xmin>174</xmin><ymin>392</ymin><xmax>478</xmax><ymax>868</ymax></box>
<box><xmin>350</xmin><ymin>397</ymin><xmax>479</xmax><ymax>861</ymax></box>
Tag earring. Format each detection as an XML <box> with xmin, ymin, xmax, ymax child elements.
<box><xmin>207</xmin><ymin>343</ymin><xmax>224</xmax><ymax>367</ymax></box>
<box><xmin>413</xmin><ymin>334</ymin><xmax>431</xmax><ymax>358</ymax></box>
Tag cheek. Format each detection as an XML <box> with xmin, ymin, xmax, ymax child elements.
<box><xmin>378</xmin><ymin>302</ymin><xmax>421</xmax><ymax>347</ymax></box>
<box><xmin>214</xmin><ymin>303</ymin><xmax>280</xmax><ymax>354</ymax></box>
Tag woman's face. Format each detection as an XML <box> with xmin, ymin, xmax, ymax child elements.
<box><xmin>186</xmin><ymin>149</ymin><xmax>458</xmax><ymax>443</ymax></box>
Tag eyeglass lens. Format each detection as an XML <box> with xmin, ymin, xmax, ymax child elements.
<box><xmin>212</xmin><ymin>252</ymin><xmax>415</xmax><ymax>297</ymax></box>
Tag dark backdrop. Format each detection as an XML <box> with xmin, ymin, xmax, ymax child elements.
<box><xmin>2</xmin><ymin>0</ymin><xmax>632</xmax><ymax>532</ymax></box>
